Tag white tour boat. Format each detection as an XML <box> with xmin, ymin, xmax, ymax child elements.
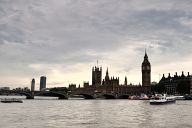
<box><xmin>149</xmin><ymin>94</ymin><xmax>176</xmax><ymax>105</ymax></box>
<box><xmin>1</xmin><ymin>98</ymin><xmax>23</xmax><ymax>103</ymax></box>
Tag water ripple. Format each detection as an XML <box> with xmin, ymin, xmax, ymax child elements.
<box><xmin>0</xmin><ymin>99</ymin><xmax>192</xmax><ymax>128</ymax></box>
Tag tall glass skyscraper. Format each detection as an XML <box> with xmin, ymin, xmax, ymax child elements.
<box><xmin>40</xmin><ymin>76</ymin><xmax>46</xmax><ymax>91</ymax></box>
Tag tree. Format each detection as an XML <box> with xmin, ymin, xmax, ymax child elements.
<box><xmin>49</xmin><ymin>87</ymin><xmax>68</xmax><ymax>93</ymax></box>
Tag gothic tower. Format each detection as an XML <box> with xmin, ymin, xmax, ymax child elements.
<box><xmin>142</xmin><ymin>51</ymin><xmax>151</xmax><ymax>86</ymax></box>
<box><xmin>124</xmin><ymin>76</ymin><xmax>127</xmax><ymax>86</ymax></box>
<box><xmin>105</xmin><ymin>68</ymin><xmax>110</xmax><ymax>81</ymax></box>
<box><xmin>104</xmin><ymin>68</ymin><xmax>110</xmax><ymax>85</ymax></box>
<box><xmin>92</xmin><ymin>66</ymin><xmax>102</xmax><ymax>86</ymax></box>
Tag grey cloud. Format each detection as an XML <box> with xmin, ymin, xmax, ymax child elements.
<box><xmin>0</xmin><ymin>0</ymin><xmax>192</xmax><ymax>86</ymax></box>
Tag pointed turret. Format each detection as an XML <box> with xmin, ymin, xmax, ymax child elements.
<box><xmin>105</xmin><ymin>67</ymin><xmax>110</xmax><ymax>81</ymax></box>
<box><xmin>181</xmin><ymin>71</ymin><xmax>185</xmax><ymax>77</ymax></box>
<box><xmin>143</xmin><ymin>50</ymin><xmax>150</xmax><ymax>65</ymax></box>
<box><xmin>124</xmin><ymin>76</ymin><xmax>127</xmax><ymax>86</ymax></box>
<box><xmin>144</xmin><ymin>50</ymin><xmax>148</xmax><ymax>60</ymax></box>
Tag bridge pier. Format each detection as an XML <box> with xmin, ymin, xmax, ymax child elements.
<box><xmin>84</xmin><ymin>96</ymin><xmax>95</xmax><ymax>99</ymax></box>
<box><xmin>58</xmin><ymin>96</ymin><xmax>68</xmax><ymax>100</ymax></box>
<box><xmin>117</xmin><ymin>95</ymin><xmax>129</xmax><ymax>99</ymax></box>
<box><xmin>26</xmin><ymin>95</ymin><xmax>34</xmax><ymax>99</ymax></box>
<box><xmin>29</xmin><ymin>92</ymin><xmax>35</xmax><ymax>99</ymax></box>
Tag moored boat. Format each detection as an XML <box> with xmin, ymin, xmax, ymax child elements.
<box><xmin>1</xmin><ymin>98</ymin><xmax>23</xmax><ymax>103</ymax></box>
<box><xmin>184</xmin><ymin>95</ymin><xmax>192</xmax><ymax>100</ymax></box>
<box><xmin>128</xmin><ymin>93</ymin><xmax>149</xmax><ymax>100</ymax></box>
<box><xmin>140</xmin><ymin>93</ymin><xmax>150</xmax><ymax>100</ymax></box>
<box><xmin>128</xmin><ymin>95</ymin><xmax>140</xmax><ymax>100</ymax></box>
<box><xmin>174</xmin><ymin>95</ymin><xmax>185</xmax><ymax>100</ymax></box>
<box><xmin>149</xmin><ymin>94</ymin><xmax>176</xmax><ymax>105</ymax></box>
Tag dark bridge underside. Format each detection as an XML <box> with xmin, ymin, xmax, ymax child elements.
<box><xmin>118</xmin><ymin>95</ymin><xmax>129</xmax><ymax>99</ymax></box>
<box><xmin>102</xmin><ymin>94</ymin><xmax>116</xmax><ymax>99</ymax></box>
<box><xmin>78</xmin><ymin>94</ymin><xmax>95</xmax><ymax>99</ymax></box>
<box><xmin>15</xmin><ymin>92</ymin><xmax>33</xmax><ymax>99</ymax></box>
<box><xmin>35</xmin><ymin>92</ymin><xmax>68</xmax><ymax>99</ymax></box>
<box><xmin>74</xmin><ymin>93</ymin><xmax>117</xmax><ymax>99</ymax></box>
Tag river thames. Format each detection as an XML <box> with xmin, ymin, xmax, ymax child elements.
<box><xmin>0</xmin><ymin>96</ymin><xmax>192</xmax><ymax>128</ymax></box>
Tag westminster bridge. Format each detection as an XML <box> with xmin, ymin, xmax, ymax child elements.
<box><xmin>0</xmin><ymin>90</ymin><xmax>68</xmax><ymax>99</ymax></box>
<box><xmin>0</xmin><ymin>85</ymin><xmax>151</xmax><ymax>99</ymax></box>
<box><xmin>0</xmin><ymin>89</ymin><xmax>123</xmax><ymax>99</ymax></box>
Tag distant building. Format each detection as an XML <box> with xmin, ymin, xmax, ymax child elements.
<box><xmin>142</xmin><ymin>51</ymin><xmax>151</xmax><ymax>86</ymax></box>
<box><xmin>23</xmin><ymin>87</ymin><xmax>30</xmax><ymax>91</ymax></box>
<box><xmin>31</xmin><ymin>78</ymin><xmax>35</xmax><ymax>92</ymax></box>
<box><xmin>158</xmin><ymin>72</ymin><xmax>192</xmax><ymax>95</ymax></box>
<box><xmin>92</xmin><ymin>65</ymin><xmax>102</xmax><ymax>86</ymax></box>
<box><xmin>15</xmin><ymin>87</ymin><xmax>22</xmax><ymax>91</ymax></box>
<box><xmin>14</xmin><ymin>87</ymin><xmax>30</xmax><ymax>91</ymax></box>
<box><xmin>68</xmin><ymin>84</ymin><xmax>76</xmax><ymax>91</ymax></box>
<box><xmin>101</xmin><ymin>68</ymin><xmax>120</xmax><ymax>93</ymax></box>
<box><xmin>102</xmin><ymin>68</ymin><xmax>119</xmax><ymax>86</ymax></box>
<box><xmin>40</xmin><ymin>76</ymin><xmax>46</xmax><ymax>91</ymax></box>
<box><xmin>0</xmin><ymin>87</ymin><xmax>10</xmax><ymax>91</ymax></box>
<box><xmin>83</xmin><ymin>82</ymin><xmax>89</xmax><ymax>88</ymax></box>
<box><xmin>49</xmin><ymin>87</ymin><xmax>68</xmax><ymax>92</ymax></box>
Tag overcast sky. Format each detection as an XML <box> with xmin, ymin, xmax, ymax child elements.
<box><xmin>1</xmin><ymin>0</ymin><xmax>192</xmax><ymax>89</ymax></box>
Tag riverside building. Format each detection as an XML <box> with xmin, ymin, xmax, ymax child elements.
<box><xmin>40</xmin><ymin>76</ymin><xmax>46</xmax><ymax>91</ymax></box>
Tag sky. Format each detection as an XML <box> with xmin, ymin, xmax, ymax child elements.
<box><xmin>1</xmin><ymin>0</ymin><xmax>192</xmax><ymax>89</ymax></box>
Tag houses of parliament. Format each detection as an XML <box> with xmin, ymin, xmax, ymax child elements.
<box><xmin>69</xmin><ymin>52</ymin><xmax>151</xmax><ymax>95</ymax></box>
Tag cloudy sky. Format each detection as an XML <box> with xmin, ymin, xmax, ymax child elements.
<box><xmin>1</xmin><ymin>0</ymin><xmax>192</xmax><ymax>89</ymax></box>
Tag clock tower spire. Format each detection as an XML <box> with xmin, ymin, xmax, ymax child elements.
<box><xmin>142</xmin><ymin>51</ymin><xmax>151</xmax><ymax>86</ymax></box>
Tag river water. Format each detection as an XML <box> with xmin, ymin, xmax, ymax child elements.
<box><xmin>0</xmin><ymin>96</ymin><xmax>192</xmax><ymax>128</ymax></box>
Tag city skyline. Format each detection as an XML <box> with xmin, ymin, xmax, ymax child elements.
<box><xmin>1</xmin><ymin>0</ymin><xmax>192</xmax><ymax>88</ymax></box>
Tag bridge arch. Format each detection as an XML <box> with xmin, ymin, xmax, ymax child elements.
<box><xmin>102</xmin><ymin>94</ymin><xmax>116</xmax><ymax>99</ymax></box>
<box><xmin>74</xmin><ymin>94</ymin><xmax>95</xmax><ymax>99</ymax></box>
<box><xmin>35</xmin><ymin>91</ymin><xmax>68</xmax><ymax>99</ymax></box>
<box><xmin>12</xmin><ymin>91</ymin><xmax>33</xmax><ymax>99</ymax></box>
<box><xmin>118</xmin><ymin>94</ymin><xmax>129</xmax><ymax>99</ymax></box>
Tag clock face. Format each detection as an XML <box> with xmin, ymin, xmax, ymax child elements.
<box><xmin>143</xmin><ymin>66</ymin><xmax>150</xmax><ymax>70</ymax></box>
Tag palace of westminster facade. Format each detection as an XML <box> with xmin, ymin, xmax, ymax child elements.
<box><xmin>69</xmin><ymin>52</ymin><xmax>152</xmax><ymax>95</ymax></box>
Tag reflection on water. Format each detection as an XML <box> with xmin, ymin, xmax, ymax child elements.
<box><xmin>0</xmin><ymin>96</ymin><xmax>192</xmax><ymax>128</ymax></box>
<box><xmin>0</xmin><ymin>95</ymin><xmax>58</xmax><ymax>100</ymax></box>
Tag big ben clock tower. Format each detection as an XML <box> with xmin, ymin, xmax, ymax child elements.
<box><xmin>142</xmin><ymin>51</ymin><xmax>151</xmax><ymax>86</ymax></box>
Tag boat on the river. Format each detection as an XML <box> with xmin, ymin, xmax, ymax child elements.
<box><xmin>149</xmin><ymin>94</ymin><xmax>176</xmax><ymax>105</ymax></box>
<box><xmin>140</xmin><ymin>93</ymin><xmax>150</xmax><ymax>100</ymax></box>
<box><xmin>128</xmin><ymin>95</ymin><xmax>140</xmax><ymax>100</ymax></box>
<box><xmin>1</xmin><ymin>98</ymin><xmax>23</xmax><ymax>103</ymax></box>
<box><xmin>129</xmin><ymin>93</ymin><xmax>149</xmax><ymax>100</ymax></box>
<box><xmin>173</xmin><ymin>95</ymin><xmax>185</xmax><ymax>100</ymax></box>
<box><xmin>184</xmin><ymin>95</ymin><xmax>192</xmax><ymax>100</ymax></box>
